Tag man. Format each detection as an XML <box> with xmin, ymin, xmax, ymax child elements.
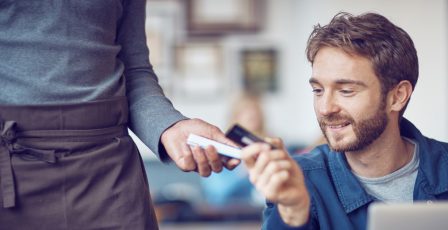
<box><xmin>0</xmin><ymin>1</ymin><xmax>237</xmax><ymax>229</ymax></box>
<box><xmin>241</xmin><ymin>12</ymin><xmax>448</xmax><ymax>229</ymax></box>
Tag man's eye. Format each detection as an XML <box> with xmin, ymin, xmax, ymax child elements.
<box><xmin>340</xmin><ymin>89</ymin><xmax>354</xmax><ymax>95</ymax></box>
<box><xmin>312</xmin><ymin>89</ymin><xmax>323</xmax><ymax>95</ymax></box>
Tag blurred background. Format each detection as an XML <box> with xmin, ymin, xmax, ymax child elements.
<box><xmin>132</xmin><ymin>0</ymin><xmax>448</xmax><ymax>229</ymax></box>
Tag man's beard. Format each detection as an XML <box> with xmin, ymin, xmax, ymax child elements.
<box><xmin>318</xmin><ymin>102</ymin><xmax>388</xmax><ymax>152</ymax></box>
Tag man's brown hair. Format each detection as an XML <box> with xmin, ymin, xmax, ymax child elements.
<box><xmin>306</xmin><ymin>12</ymin><xmax>418</xmax><ymax>116</ymax></box>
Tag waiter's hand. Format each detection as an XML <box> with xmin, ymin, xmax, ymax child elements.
<box><xmin>161</xmin><ymin>118</ymin><xmax>240</xmax><ymax>177</ymax></box>
<box><xmin>241</xmin><ymin>138</ymin><xmax>310</xmax><ymax>227</ymax></box>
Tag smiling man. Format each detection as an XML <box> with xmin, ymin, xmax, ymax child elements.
<box><xmin>241</xmin><ymin>12</ymin><xmax>448</xmax><ymax>230</ymax></box>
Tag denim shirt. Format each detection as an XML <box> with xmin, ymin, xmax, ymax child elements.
<box><xmin>262</xmin><ymin>118</ymin><xmax>448</xmax><ymax>230</ymax></box>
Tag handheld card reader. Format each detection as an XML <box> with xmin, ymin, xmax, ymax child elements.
<box><xmin>186</xmin><ymin>124</ymin><xmax>275</xmax><ymax>160</ymax></box>
<box><xmin>187</xmin><ymin>133</ymin><xmax>241</xmax><ymax>159</ymax></box>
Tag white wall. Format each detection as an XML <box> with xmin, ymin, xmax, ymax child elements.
<box><xmin>137</xmin><ymin>0</ymin><xmax>448</xmax><ymax>159</ymax></box>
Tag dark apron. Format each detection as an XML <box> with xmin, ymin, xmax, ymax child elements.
<box><xmin>0</xmin><ymin>97</ymin><xmax>158</xmax><ymax>230</ymax></box>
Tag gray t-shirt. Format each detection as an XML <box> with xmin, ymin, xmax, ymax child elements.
<box><xmin>354</xmin><ymin>137</ymin><xmax>419</xmax><ymax>202</ymax></box>
<box><xmin>0</xmin><ymin>0</ymin><xmax>186</xmax><ymax>157</ymax></box>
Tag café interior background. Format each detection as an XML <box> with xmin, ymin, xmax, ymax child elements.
<box><xmin>135</xmin><ymin>0</ymin><xmax>448</xmax><ymax>160</ymax></box>
<box><xmin>131</xmin><ymin>0</ymin><xmax>447</xmax><ymax>226</ymax></box>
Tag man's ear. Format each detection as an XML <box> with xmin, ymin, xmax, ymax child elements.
<box><xmin>388</xmin><ymin>80</ymin><xmax>413</xmax><ymax>112</ymax></box>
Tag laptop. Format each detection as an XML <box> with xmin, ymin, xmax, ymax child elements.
<box><xmin>367</xmin><ymin>201</ymin><xmax>448</xmax><ymax>230</ymax></box>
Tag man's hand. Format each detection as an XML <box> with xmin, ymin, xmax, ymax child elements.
<box><xmin>161</xmin><ymin>118</ymin><xmax>240</xmax><ymax>177</ymax></box>
<box><xmin>241</xmin><ymin>138</ymin><xmax>310</xmax><ymax>226</ymax></box>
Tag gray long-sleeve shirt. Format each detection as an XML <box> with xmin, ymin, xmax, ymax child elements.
<box><xmin>0</xmin><ymin>0</ymin><xmax>186</xmax><ymax>158</ymax></box>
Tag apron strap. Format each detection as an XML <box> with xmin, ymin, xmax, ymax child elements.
<box><xmin>0</xmin><ymin>120</ymin><xmax>19</xmax><ymax>208</ymax></box>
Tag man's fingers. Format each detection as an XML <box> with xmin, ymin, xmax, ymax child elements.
<box><xmin>254</xmin><ymin>160</ymin><xmax>291</xmax><ymax>190</ymax></box>
<box><xmin>249</xmin><ymin>152</ymin><xmax>270</xmax><ymax>184</ymax></box>
<box><xmin>242</xmin><ymin>142</ymin><xmax>290</xmax><ymax>186</ymax></box>
<box><xmin>265</xmin><ymin>137</ymin><xmax>285</xmax><ymax>149</ymax></box>
<box><xmin>264</xmin><ymin>170</ymin><xmax>290</xmax><ymax>201</ymax></box>
<box><xmin>241</xmin><ymin>143</ymin><xmax>271</xmax><ymax>168</ymax></box>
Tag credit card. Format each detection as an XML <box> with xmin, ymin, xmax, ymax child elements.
<box><xmin>225</xmin><ymin>124</ymin><xmax>273</xmax><ymax>148</ymax></box>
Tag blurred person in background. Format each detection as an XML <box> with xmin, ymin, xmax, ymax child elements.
<box><xmin>229</xmin><ymin>93</ymin><xmax>267</xmax><ymax>138</ymax></box>
<box><xmin>0</xmin><ymin>1</ymin><xmax>238</xmax><ymax>229</ymax></box>
<box><xmin>240</xmin><ymin>12</ymin><xmax>448</xmax><ymax>230</ymax></box>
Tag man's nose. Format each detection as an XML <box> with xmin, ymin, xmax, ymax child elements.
<box><xmin>316</xmin><ymin>93</ymin><xmax>340</xmax><ymax>116</ymax></box>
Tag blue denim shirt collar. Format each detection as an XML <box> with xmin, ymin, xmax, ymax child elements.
<box><xmin>327</xmin><ymin>150</ymin><xmax>375</xmax><ymax>213</ymax></box>
<box><xmin>326</xmin><ymin>118</ymin><xmax>448</xmax><ymax>214</ymax></box>
<box><xmin>400</xmin><ymin>118</ymin><xmax>448</xmax><ymax>197</ymax></box>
